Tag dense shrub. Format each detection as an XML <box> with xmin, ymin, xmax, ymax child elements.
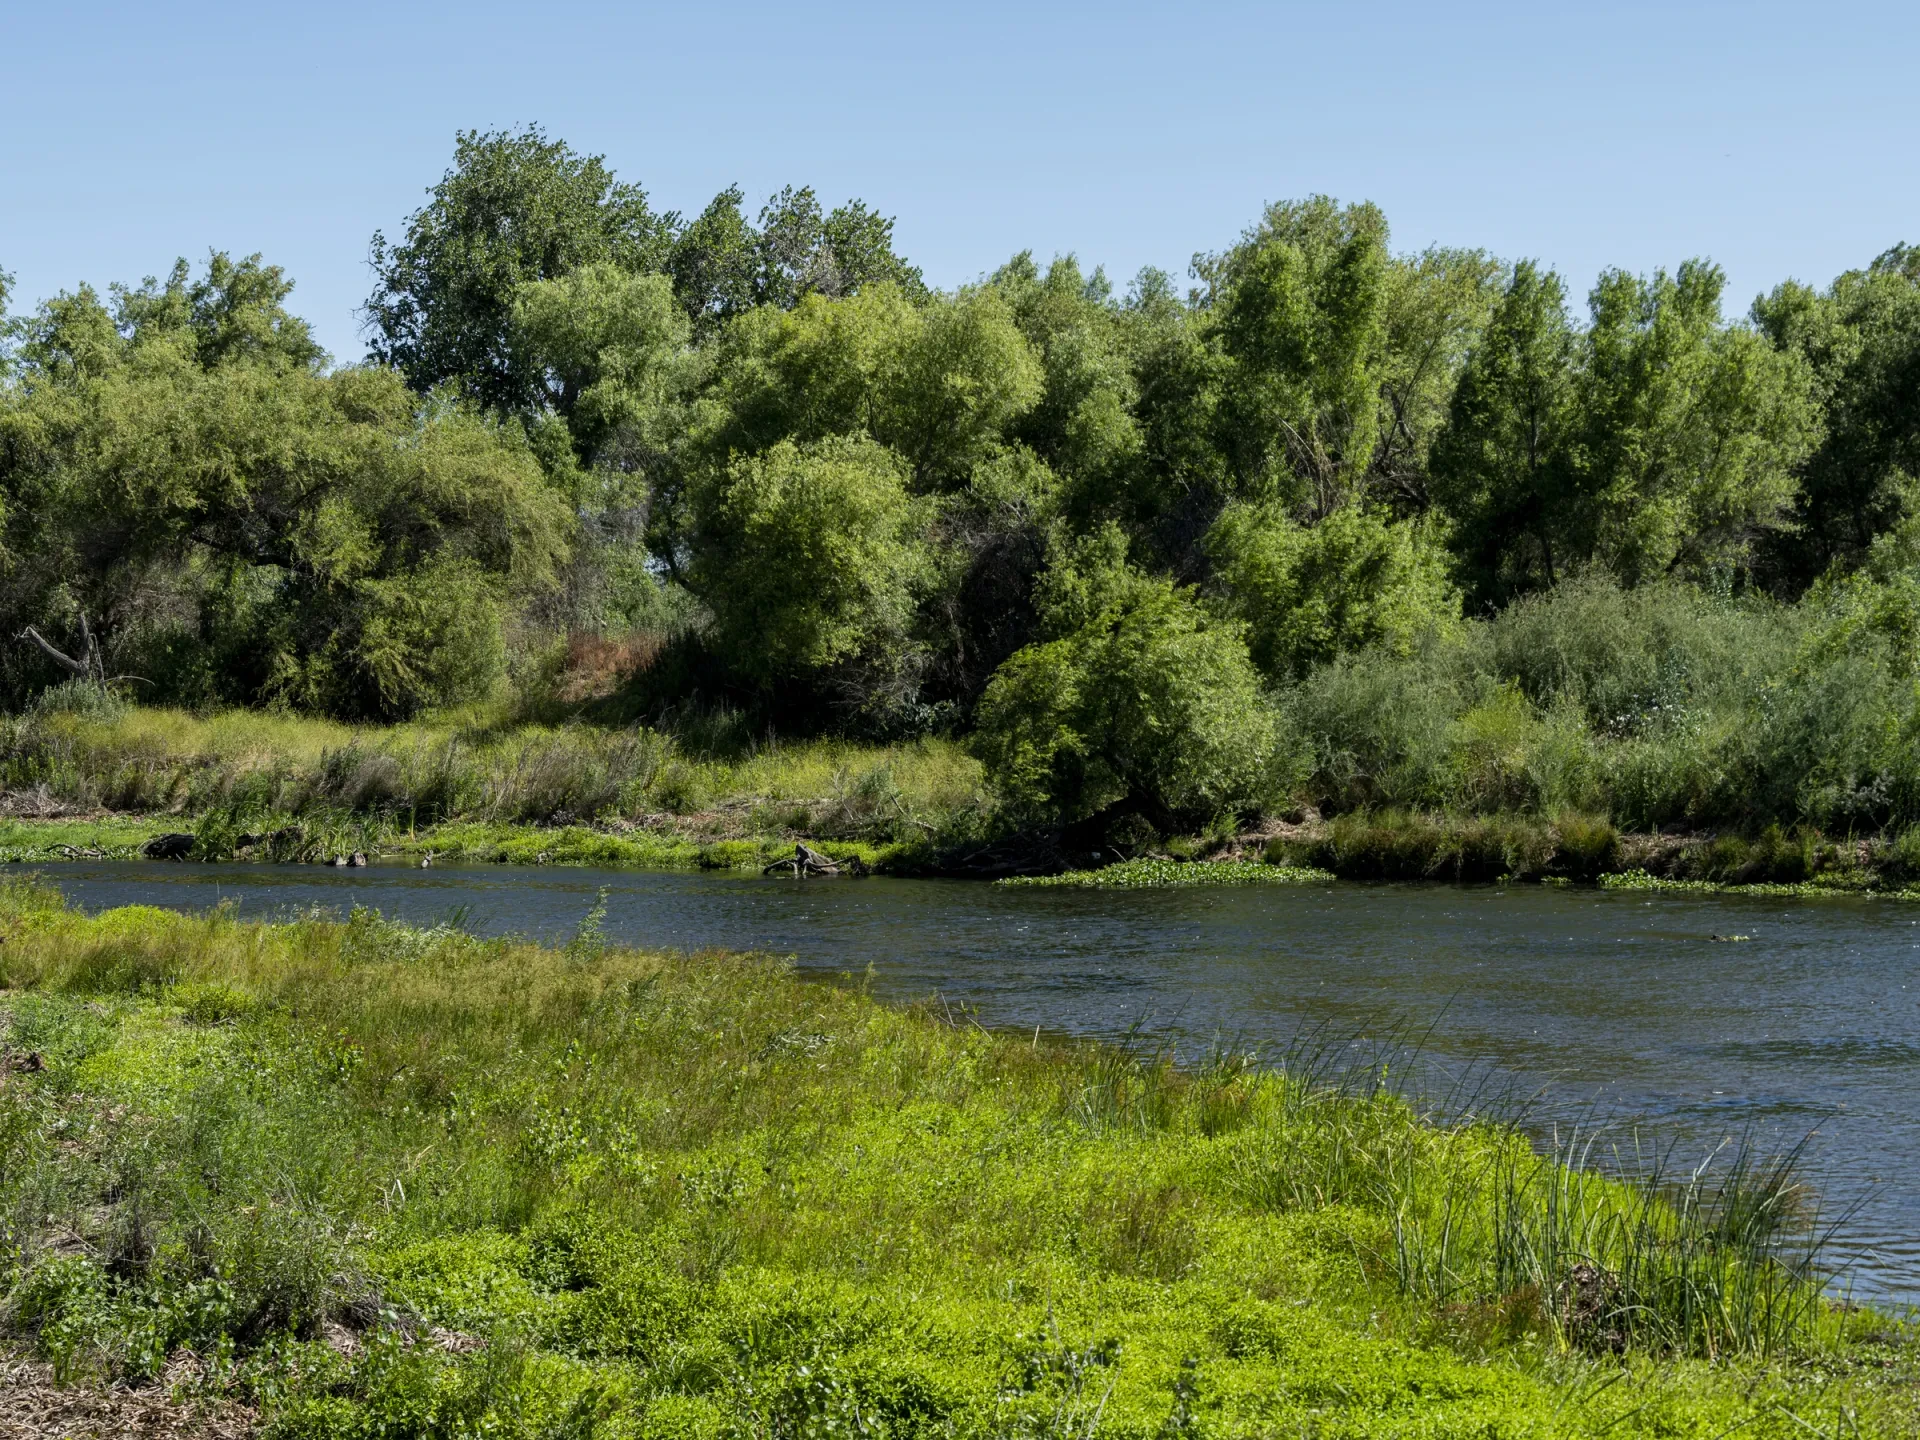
<box><xmin>974</xmin><ymin>527</ymin><xmax>1279</xmax><ymax>829</ymax></box>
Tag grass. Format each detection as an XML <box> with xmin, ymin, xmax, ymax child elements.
<box><xmin>14</xmin><ymin>703</ymin><xmax>1920</xmax><ymax>898</ymax></box>
<box><xmin>0</xmin><ymin>879</ymin><xmax>1911</xmax><ymax>1436</ymax></box>
<box><xmin>0</xmin><ymin>703</ymin><xmax>991</xmax><ymax>871</ymax></box>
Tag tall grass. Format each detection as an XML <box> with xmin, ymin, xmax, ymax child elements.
<box><xmin>0</xmin><ymin>703</ymin><xmax>990</xmax><ymax>846</ymax></box>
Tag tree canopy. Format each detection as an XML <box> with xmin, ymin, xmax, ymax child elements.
<box><xmin>6</xmin><ymin>129</ymin><xmax>1919</xmax><ymax>837</ymax></box>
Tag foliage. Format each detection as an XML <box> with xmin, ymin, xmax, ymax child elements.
<box><xmin>1754</xmin><ymin>244</ymin><xmax>1920</xmax><ymax>588</ymax></box>
<box><xmin>1001</xmin><ymin>857</ymin><xmax>1332</xmax><ymax>887</ymax></box>
<box><xmin>687</xmin><ymin>435</ymin><xmax>931</xmax><ymax>695</ymax></box>
<box><xmin>365</xmin><ymin>126</ymin><xmax>673</xmax><ymax>415</ymax></box>
<box><xmin>1435</xmin><ymin>261</ymin><xmax>1819</xmax><ymax>605</ymax></box>
<box><xmin>973</xmin><ymin>527</ymin><xmax>1279</xmax><ymax>830</ymax></box>
<box><xmin>0</xmin><ymin>257</ymin><xmax>570</xmax><ymax>718</ymax></box>
<box><xmin>1206</xmin><ymin>499</ymin><xmax>1459</xmax><ymax>680</ymax></box>
<box><xmin>9</xmin><ymin>133</ymin><xmax>1920</xmax><ymax>847</ymax></box>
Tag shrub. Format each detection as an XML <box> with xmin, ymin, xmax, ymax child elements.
<box><xmin>1207</xmin><ymin>499</ymin><xmax>1459</xmax><ymax>681</ymax></box>
<box><xmin>973</xmin><ymin>528</ymin><xmax>1278</xmax><ymax>830</ymax></box>
<box><xmin>688</xmin><ymin>436</ymin><xmax>930</xmax><ymax>688</ymax></box>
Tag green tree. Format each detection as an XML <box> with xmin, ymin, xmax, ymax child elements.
<box><xmin>753</xmin><ymin>186</ymin><xmax>925</xmax><ymax>310</ymax></box>
<box><xmin>668</xmin><ymin>186</ymin><xmax>759</xmax><ymax>335</ymax></box>
<box><xmin>0</xmin><ymin>258</ymin><xmax>569</xmax><ymax>716</ymax></box>
<box><xmin>1754</xmin><ymin>245</ymin><xmax>1920</xmax><ymax>588</ymax></box>
<box><xmin>512</xmin><ymin>262</ymin><xmax>690</xmax><ymax>470</ymax></box>
<box><xmin>992</xmin><ymin>253</ymin><xmax>1144</xmax><ymax>499</ymax></box>
<box><xmin>1570</xmin><ymin>261</ymin><xmax>1818</xmax><ymax>584</ymax></box>
<box><xmin>1206</xmin><ymin>500</ymin><xmax>1459</xmax><ymax>681</ymax></box>
<box><xmin>882</xmin><ymin>286</ymin><xmax>1042</xmax><ymax>491</ymax></box>
<box><xmin>686</xmin><ymin>282</ymin><xmax>1038</xmax><ymax>490</ymax></box>
<box><xmin>1206</xmin><ymin>197</ymin><xmax>1392</xmax><ymax>517</ymax></box>
<box><xmin>685</xmin><ymin>435</ymin><xmax>929</xmax><ymax>688</ymax></box>
<box><xmin>974</xmin><ymin>525</ymin><xmax>1277</xmax><ymax>830</ymax></box>
<box><xmin>365</xmin><ymin>127</ymin><xmax>671</xmax><ymax>415</ymax></box>
<box><xmin>1368</xmin><ymin>248</ymin><xmax>1503</xmax><ymax>509</ymax></box>
<box><xmin>1429</xmin><ymin>261</ymin><xmax>1579</xmax><ymax>605</ymax></box>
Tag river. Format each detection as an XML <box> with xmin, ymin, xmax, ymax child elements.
<box><xmin>27</xmin><ymin>860</ymin><xmax>1920</xmax><ymax>1299</ymax></box>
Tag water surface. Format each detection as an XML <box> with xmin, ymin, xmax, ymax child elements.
<box><xmin>32</xmin><ymin>860</ymin><xmax>1920</xmax><ymax>1297</ymax></box>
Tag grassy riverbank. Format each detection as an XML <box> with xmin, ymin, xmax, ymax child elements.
<box><xmin>11</xmin><ymin>702</ymin><xmax>1920</xmax><ymax>893</ymax></box>
<box><xmin>0</xmin><ymin>879</ymin><xmax>1912</xmax><ymax>1436</ymax></box>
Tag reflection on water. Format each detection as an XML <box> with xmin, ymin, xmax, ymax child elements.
<box><xmin>30</xmin><ymin>860</ymin><xmax>1920</xmax><ymax>1298</ymax></box>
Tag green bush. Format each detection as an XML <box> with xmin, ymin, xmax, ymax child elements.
<box><xmin>1207</xmin><ymin>499</ymin><xmax>1459</xmax><ymax>681</ymax></box>
<box><xmin>973</xmin><ymin>527</ymin><xmax>1280</xmax><ymax>829</ymax></box>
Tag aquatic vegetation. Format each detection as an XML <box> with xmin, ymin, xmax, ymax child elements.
<box><xmin>1002</xmin><ymin>858</ymin><xmax>1333</xmax><ymax>888</ymax></box>
<box><xmin>1598</xmin><ymin>868</ymin><xmax>1920</xmax><ymax>899</ymax></box>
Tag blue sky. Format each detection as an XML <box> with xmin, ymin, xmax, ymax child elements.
<box><xmin>4</xmin><ymin>0</ymin><xmax>1915</xmax><ymax>361</ymax></box>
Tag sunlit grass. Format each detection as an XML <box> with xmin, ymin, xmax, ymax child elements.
<box><xmin>0</xmin><ymin>878</ymin><xmax>1906</xmax><ymax>1436</ymax></box>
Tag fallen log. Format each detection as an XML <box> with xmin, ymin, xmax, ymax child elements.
<box><xmin>763</xmin><ymin>842</ymin><xmax>842</xmax><ymax>878</ymax></box>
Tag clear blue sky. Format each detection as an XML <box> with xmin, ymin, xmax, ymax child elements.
<box><xmin>4</xmin><ymin>0</ymin><xmax>1914</xmax><ymax>362</ymax></box>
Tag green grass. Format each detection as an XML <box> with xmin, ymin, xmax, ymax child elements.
<box><xmin>1002</xmin><ymin>859</ymin><xmax>1334</xmax><ymax>888</ymax></box>
<box><xmin>0</xmin><ymin>878</ymin><xmax>1910</xmax><ymax>1436</ymax></box>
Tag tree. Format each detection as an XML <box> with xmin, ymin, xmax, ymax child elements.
<box><xmin>753</xmin><ymin>186</ymin><xmax>925</xmax><ymax>311</ymax></box>
<box><xmin>1205</xmin><ymin>197</ymin><xmax>1392</xmax><ymax>518</ymax></box>
<box><xmin>685</xmin><ymin>435</ymin><xmax>929</xmax><ymax>690</ymax></box>
<box><xmin>684</xmin><ymin>282</ymin><xmax>1039</xmax><ymax>490</ymax></box>
<box><xmin>1433</xmin><ymin>260</ymin><xmax>1818</xmax><ymax>600</ymax></box>
<box><xmin>1755</xmin><ymin>245</ymin><xmax>1920</xmax><ymax>589</ymax></box>
<box><xmin>1368</xmin><ymin>247</ymin><xmax>1503</xmax><ymax>510</ymax></box>
<box><xmin>365</xmin><ymin>127</ymin><xmax>671</xmax><ymax>415</ymax></box>
<box><xmin>0</xmin><ymin>257</ymin><xmax>570</xmax><ymax>716</ymax></box>
<box><xmin>1429</xmin><ymin>261</ymin><xmax>1579</xmax><ymax>605</ymax></box>
<box><xmin>992</xmin><ymin>253</ymin><xmax>1144</xmax><ymax>498</ymax></box>
<box><xmin>512</xmin><ymin>262</ymin><xmax>690</xmax><ymax>470</ymax></box>
<box><xmin>1206</xmin><ymin>500</ymin><xmax>1459</xmax><ymax>681</ymax></box>
<box><xmin>1570</xmin><ymin>261</ymin><xmax>1818</xmax><ymax>584</ymax></box>
<box><xmin>973</xmin><ymin>525</ymin><xmax>1277</xmax><ymax>831</ymax></box>
<box><xmin>668</xmin><ymin>186</ymin><xmax>759</xmax><ymax>335</ymax></box>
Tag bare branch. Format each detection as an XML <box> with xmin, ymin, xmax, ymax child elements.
<box><xmin>18</xmin><ymin>626</ymin><xmax>89</xmax><ymax>677</ymax></box>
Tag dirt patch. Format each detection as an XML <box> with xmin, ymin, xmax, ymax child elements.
<box><xmin>0</xmin><ymin>1356</ymin><xmax>255</xmax><ymax>1439</ymax></box>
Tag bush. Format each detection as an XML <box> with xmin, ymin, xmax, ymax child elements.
<box><xmin>974</xmin><ymin>527</ymin><xmax>1279</xmax><ymax>830</ymax></box>
<box><xmin>688</xmin><ymin>436</ymin><xmax>930</xmax><ymax>690</ymax></box>
<box><xmin>1207</xmin><ymin>500</ymin><xmax>1460</xmax><ymax>681</ymax></box>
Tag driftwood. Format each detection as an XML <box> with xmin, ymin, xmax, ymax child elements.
<box><xmin>764</xmin><ymin>842</ymin><xmax>843</xmax><ymax>878</ymax></box>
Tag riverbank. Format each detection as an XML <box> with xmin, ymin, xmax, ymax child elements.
<box><xmin>0</xmin><ymin>878</ymin><xmax>1910</xmax><ymax>1437</ymax></box>
<box><xmin>6</xmin><ymin>808</ymin><xmax>1919</xmax><ymax>903</ymax></box>
<box><xmin>9</xmin><ymin>703</ymin><xmax>1920</xmax><ymax>893</ymax></box>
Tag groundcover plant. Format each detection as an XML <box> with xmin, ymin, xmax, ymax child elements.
<box><xmin>0</xmin><ymin>876</ymin><xmax>1911</xmax><ymax>1437</ymax></box>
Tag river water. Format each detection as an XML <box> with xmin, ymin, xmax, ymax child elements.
<box><xmin>28</xmin><ymin>860</ymin><xmax>1920</xmax><ymax>1299</ymax></box>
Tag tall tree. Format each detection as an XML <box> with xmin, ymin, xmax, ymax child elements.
<box><xmin>1205</xmin><ymin>196</ymin><xmax>1392</xmax><ymax>519</ymax></box>
<box><xmin>1755</xmin><ymin>245</ymin><xmax>1920</xmax><ymax>589</ymax></box>
<box><xmin>1367</xmin><ymin>247</ymin><xmax>1503</xmax><ymax>511</ymax></box>
<box><xmin>365</xmin><ymin>127</ymin><xmax>671</xmax><ymax>415</ymax></box>
<box><xmin>1429</xmin><ymin>261</ymin><xmax>1579</xmax><ymax>605</ymax></box>
<box><xmin>1571</xmin><ymin>261</ymin><xmax>1818</xmax><ymax>584</ymax></box>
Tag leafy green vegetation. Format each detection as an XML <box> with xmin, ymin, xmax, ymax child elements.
<box><xmin>0</xmin><ymin>879</ymin><xmax>1909</xmax><ymax>1436</ymax></box>
<box><xmin>1001</xmin><ymin>859</ymin><xmax>1332</xmax><ymax>888</ymax></box>
<box><xmin>6</xmin><ymin>126</ymin><xmax>1920</xmax><ymax>870</ymax></box>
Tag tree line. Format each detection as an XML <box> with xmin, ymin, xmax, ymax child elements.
<box><xmin>4</xmin><ymin>126</ymin><xmax>1919</xmax><ymax>834</ymax></box>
